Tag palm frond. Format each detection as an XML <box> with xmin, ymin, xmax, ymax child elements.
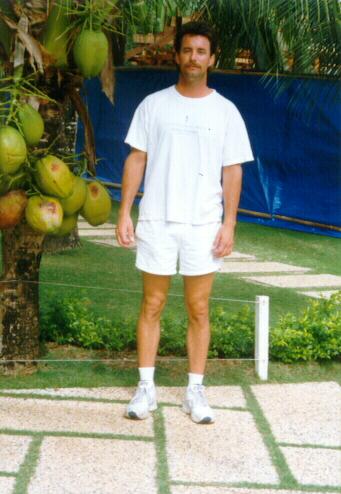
<box><xmin>203</xmin><ymin>0</ymin><xmax>340</xmax><ymax>78</ymax></box>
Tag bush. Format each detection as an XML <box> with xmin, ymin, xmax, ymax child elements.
<box><xmin>270</xmin><ymin>291</ymin><xmax>341</xmax><ymax>363</ymax></box>
<box><xmin>209</xmin><ymin>305</ymin><xmax>254</xmax><ymax>358</ymax></box>
<box><xmin>40</xmin><ymin>292</ymin><xmax>341</xmax><ymax>363</ymax></box>
<box><xmin>40</xmin><ymin>297</ymin><xmax>136</xmax><ymax>351</ymax></box>
<box><xmin>158</xmin><ymin>306</ymin><xmax>254</xmax><ymax>358</ymax></box>
<box><xmin>159</xmin><ymin>316</ymin><xmax>187</xmax><ymax>356</ymax></box>
<box><xmin>40</xmin><ymin>297</ymin><xmax>255</xmax><ymax>358</ymax></box>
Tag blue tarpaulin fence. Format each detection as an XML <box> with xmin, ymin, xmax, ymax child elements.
<box><xmin>76</xmin><ymin>68</ymin><xmax>341</xmax><ymax>237</ymax></box>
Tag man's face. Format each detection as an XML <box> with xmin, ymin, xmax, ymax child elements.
<box><xmin>175</xmin><ymin>34</ymin><xmax>215</xmax><ymax>80</ymax></box>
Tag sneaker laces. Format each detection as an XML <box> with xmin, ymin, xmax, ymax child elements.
<box><xmin>130</xmin><ymin>382</ymin><xmax>152</xmax><ymax>405</ymax></box>
<box><xmin>190</xmin><ymin>384</ymin><xmax>209</xmax><ymax>408</ymax></box>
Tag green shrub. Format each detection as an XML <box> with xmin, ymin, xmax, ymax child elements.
<box><xmin>209</xmin><ymin>305</ymin><xmax>254</xmax><ymax>358</ymax></box>
<box><xmin>158</xmin><ymin>306</ymin><xmax>254</xmax><ymax>358</ymax></box>
<box><xmin>40</xmin><ymin>297</ymin><xmax>136</xmax><ymax>351</ymax></box>
<box><xmin>40</xmin><ymin>297</ymin><xmax>255</xmax><ymax>358</ymax></box>
<box><xmin>159</xmin><ymin>316</ymin><xmax>187</xmax><ymax>356</ymax></box>
<box><xmin>40</xmin><ymin>292</ymin><xmax>341</xmax><ymax>363</ymax></box>
<box><xmin>270</xmin><ymin>291</ymin><xmax>341</xmax><ymax>363</ymax></box>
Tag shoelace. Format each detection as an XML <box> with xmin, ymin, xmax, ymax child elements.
<box><xmin>190</xmin><ymin>384</ymin><xmax>209</xmax><ymax>408</ymax></box>
<box><xmin>131</xmin><ymin>383</ymin><xmax>153</xmax><ymax>405</ymax></box>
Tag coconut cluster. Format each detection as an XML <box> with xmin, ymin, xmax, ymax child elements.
<box><xmin>0</xmin><ymin>107</ymin><xmax>111</xmax><ymax>235</ymax></box>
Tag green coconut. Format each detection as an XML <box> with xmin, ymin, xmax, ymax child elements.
<box><xmin>0</xmin><ymin>126</ymin><xmax>27</xmax><ymax>174</ymax></box>
<box><xmin>53</xmin><ymin>213</ymin><xmax>78</xmax><ymax>237</ymax></box>
<box><xmin>80</xmin><ymin>181</ymin><xmax>111</xmax><ymax>226</ymax></box>
<box><xmin>35</xmin><ymin>155</ymin><xmax>74</xmax><ymax>198</ymax></box>
<box><xmin>0</xmin><ymin>190</ymin><xmax>27</xmax><ymax>229</ymax></box>
<box><xmin>18</xmin><ymin>103</ymin><xmax>45</xmax><ymax>146</ymax></box>
<box><xmin>25</xmin><ymin>195</ymin><xmax>63</xmax><ymax>234</ymax></box>
<box><xmin>60</xmin><ymin>176</ymin><xmax>87</xmax><ymax>216</ymax></box>
<box><xmin>73</xmin><ymin>30</ymin><xmax>108</xmax><ymax>78</ymax></box>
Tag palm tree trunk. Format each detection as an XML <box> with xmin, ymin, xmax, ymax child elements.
<box><xmin>42</xmin><ymin>95</ymin><xmax>82</xmax><ymax>253</ymax></box>
<box><xmin>0</xmin><ymin>71</ymin><xmax>91</xmax><ymax>374</ymax></box>
<box><xmin>0</xmin><ymin>223</ymin><xmax>45</xmax><ymax>375</ymax></box>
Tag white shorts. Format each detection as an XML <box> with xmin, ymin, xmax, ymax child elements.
<box><xmin>135</xmin><ymin>220</ymin><xmax>223</xmax><ymax>276</ymax></box>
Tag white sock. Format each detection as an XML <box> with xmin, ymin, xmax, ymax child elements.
<box><xmin>139</xmin><ymin>367</ymin><xmax>155</xmax><ymax>384</ymax></box>
<box><xmin>188</xmin><ymin>373</ymin><xmax>204</xmax><ymax>386</ymax></box>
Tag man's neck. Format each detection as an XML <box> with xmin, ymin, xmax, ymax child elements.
<box><xmin>175</xmin><ymin>77</ymin><xmax>213</xmax><ymax>98</ymax></box>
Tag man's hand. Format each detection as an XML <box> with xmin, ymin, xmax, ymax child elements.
<box><xmin>116</xmin><ymin>214</ymin><xmax>135</xmax><ymax>247</ymax></box>
<box><xmin>212</xmin><ymin>223</ymin><xmax>235</xmax><ymax>257</ymax></box>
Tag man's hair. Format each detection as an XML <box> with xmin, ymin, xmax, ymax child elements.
<box><xmin>174</xmin><ymin>21</ymin><xmax>218</xmax><ymax>56</ymax></box>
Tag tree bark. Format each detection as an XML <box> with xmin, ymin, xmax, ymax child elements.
<box><xmin>0</xmin><ymin>223</ymin><xmax>45</xmax><ymax>375</ymax></box>
<box><xmin>43</xmin><ymin>229</ymin><xmax>81</xmax><ymax>253</ymax></box>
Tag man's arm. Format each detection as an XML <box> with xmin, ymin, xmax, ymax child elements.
<box><xmin>212</xmin><ymin>164</ymin><xmax>242</xmax><ymax>257</ymax></box>
<box><xmin>116</xmin><ymin>148</ymin><xmax>147</xmax><ymax>247</ymax></box>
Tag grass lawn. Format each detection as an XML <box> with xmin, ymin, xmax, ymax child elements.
<box><xmin>0</xmin><ymin>201</ymin><xmax>340</xmax><ymax>388</ymax></box>
<box><xmin>0</xmin><ymin>349</ymin><xmax>340</xmax><ymax>389</ymax></box>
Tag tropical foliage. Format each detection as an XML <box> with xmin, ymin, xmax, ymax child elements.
<box><xmin>119</xmin><ymin>0</ymin><xmax>340</xmax><ymax>78</ymax></box>
<box><xmin>203</xmin><ymin>0</ymin><xmax>340</xmax><ymax>77</ymax></box>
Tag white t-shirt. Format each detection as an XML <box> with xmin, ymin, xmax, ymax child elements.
<box><xmin>125</xmin><ymin>85</ymin><xmax>254</xmax><ymax>224</ymax></box>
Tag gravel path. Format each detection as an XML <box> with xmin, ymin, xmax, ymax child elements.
<box><xmin>0</xmin><ymin>382</ymin><xmax>340</xmax><ymax>493</ymax></box>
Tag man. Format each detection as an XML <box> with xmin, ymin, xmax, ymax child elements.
<box><xmin>116</xmin><ymin>21</ymin><xmax>253</xmax><ymax>424</ymax></box>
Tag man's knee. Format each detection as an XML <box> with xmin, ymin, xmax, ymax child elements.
<box><xmin>141</xmin><ymin>293</ymin><xmax>167</xmax><ymax>320</ymax></box>
<box><xmin>186</xmin><ymin>299</ymin><xmax>209</xmax><ymax>325</ymax></box>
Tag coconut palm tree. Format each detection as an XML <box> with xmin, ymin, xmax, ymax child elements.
<box><xmin>0</xmin><ymin>0</ymin><xmax>135</xmax><ymax>374</ymax></box>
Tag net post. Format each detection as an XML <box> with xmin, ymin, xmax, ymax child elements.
<box><xmin>255</xmin><ymin>295</ymin><xmax>269</xmax><ymax>380</ymax></box>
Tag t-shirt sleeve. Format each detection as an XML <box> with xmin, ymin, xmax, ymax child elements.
<box><xmin>124</xmin><ymin>99</ymin><xmax>149</xmax><ymax>152</ymax></box>
<box><xmin>222</xmin><ymin>105</ymin><xmax>254</xmax><ymax>166</ymax></box>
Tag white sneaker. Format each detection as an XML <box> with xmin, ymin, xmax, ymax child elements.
<box><xmin>125</xmin><ymin>381</ymin><xmax>157</xmax><ymax>420</ymax></box>
<box><xmin>183</xmin><ymin>384</ymin><xmax>215</xmax><ymax>424</ymax></box>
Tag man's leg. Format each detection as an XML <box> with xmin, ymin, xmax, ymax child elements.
<box><xmin>126</xmin><ymin>272</ymin><xmax>171</xmax><ymax>420</ymax></box>
<box><xmin>184</xmin><ymin>272</ymin><xmax>215</xmax><ymax>374</ymax></box>
<box><xmin>183</xmin><ymin>272</ymin><xmax>216</xmax><ymax>424</ymax></box>
<box><xmin>137</xmin><ymin>272</ymin><xmax>171</xmax><ymax>367</ymax></box>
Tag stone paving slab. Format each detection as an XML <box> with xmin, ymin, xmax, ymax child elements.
<box><xmin>0</xmin><ymin>434</ymin><xmax>31</xmax><ymax>472</ymax></box>
<box><xmin>78</xmin><ymin>222</ymin><xmax>115</xmax><ymax>229</ymax></box>
<box><xmin>0</xmin><ymin>386</ymin><xmax>246</xmax><ymax>408</ymax></box>
<box><xmin>280</xmin><ymin>446</ymin><xmax>341</xmax><ymax>487</ymax></box>
<box><xmin>172</xmin><ymin>489</ymin><xmax>317</xmax><ymax>494</ymax></box>
<box><xmin>223</xmin><ymin>252</ymin><xmax>256</xmax><ymax>260</ymax></box>
<box><xmin>0</xmin><ymin>478</ymin><xmax>15</xmax><ymax>494</ymax></box>
<box><xmin>251</xmin><ymin>382</ymin><xmax>341</xmax><ymax>446</ymax></box>
<box><xmin>0</xmin><ymin>387</ymin><xmax>133</xmax><ymax>400</ymax></box>
<box><xmin>300</xmin><ymin>290</ymin><xmax>339</xmax><ymax>299</ymax></box>
<box><xmin>0</xmin><ymin>397</ymin><xmax>153</xmax><ymax>436</ymax></box>
<box><xmin>79</xmin><ymin>229</ymin><xmax>115</xmax><ymax>237</ymax></box>
<box><xmin>164</xmin><ymin>407</ymin><xmax>278</xmax><ymax>484</ymax></box>
<box><xmin>245</xmin><ymin>274</ymin><xmax>341</xmax><ymax>288</ymax></box>
<box><xmin>158</xmin><ymin>386</ymin><xmax>246</xmax><ymax>408</ymax></box>
<box><xmin>90</xmin><ymin>238</ymin><xmax>136</xmax><ymax>249</ymax></box>
<box><xmin>0</xmin><ymin>387</ymin><xmax>134</xmax><ymax>400</ymax></box>
<box><xmin>219</xmin><ymin>262</ymin><xmax>310</xmax><ymax>274</ymax></box>
<box><xmin>28</xmin><ymin>437</ymin><xmax>157</xmax><ymax>494</ymax></box>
